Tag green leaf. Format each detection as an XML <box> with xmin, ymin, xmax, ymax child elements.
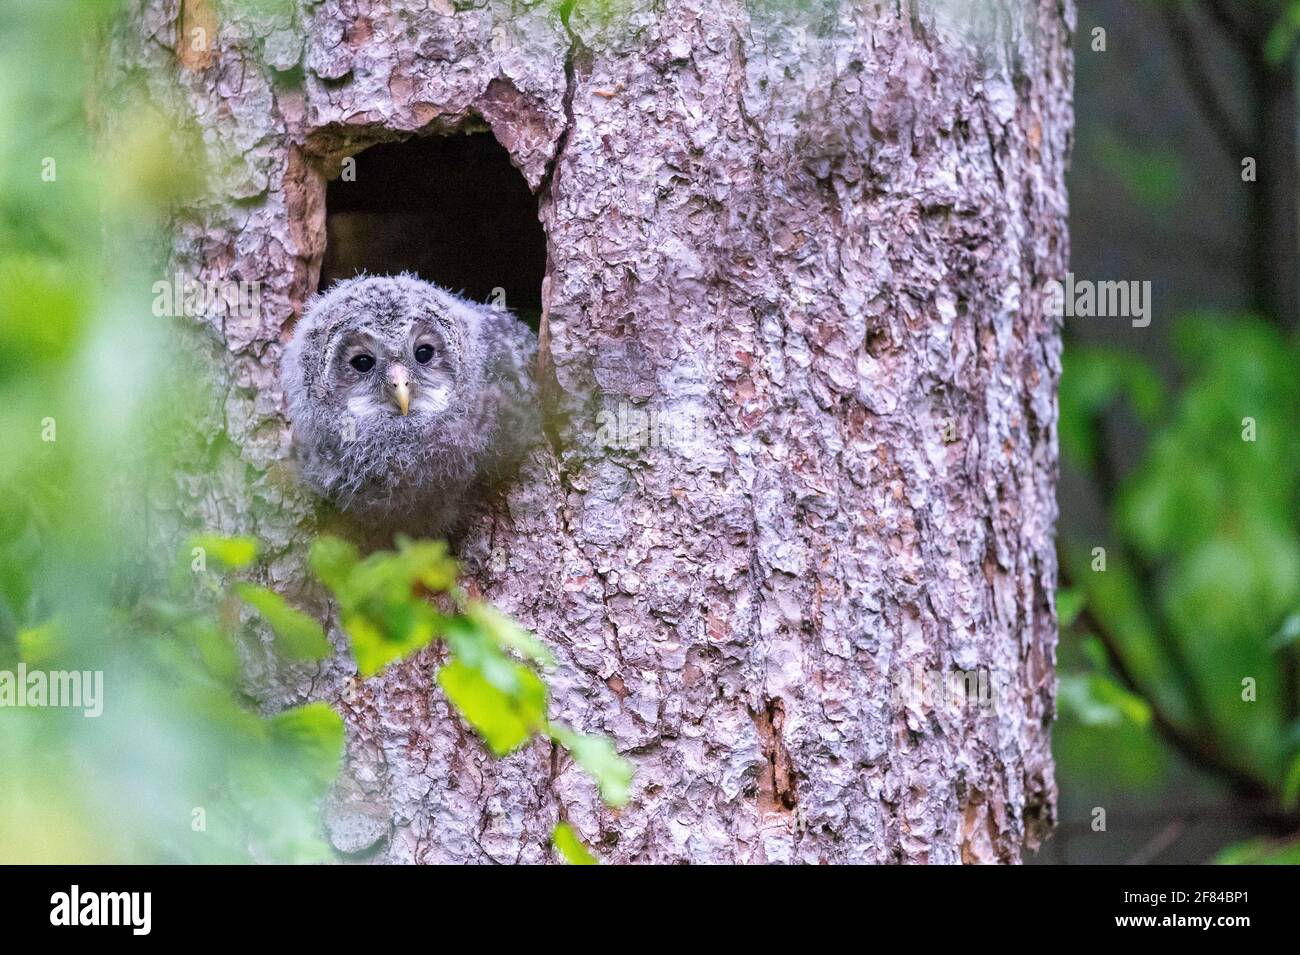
<box><xmin>467</xmin><ymin>600</ymin><xmax>555</xmax><ymax>667</ymax></box>
<box><xmin>550</xmin><ymin>723</ymin><xmax>633</xmax><ymax>807</ymax></box>
<box><xmin>1057</xmin><ymin>673</ymin><xmax>1151</xmax><ymax>729</ymax></box>
<box><xmin>178</xmin><ymin>618</ymin><xmax>242</xmax><ymax>686</ymax></box>
<box><xmin>394</xmin><ymin>536</ymin><xmax>458</xmax><ymax>593</ymax></box>
<box><xmin>317</xmin><ymin>537</ymin><xmax>457</xmax><ymax>678</ymax></box>
<box><xmin>342</xmin><ymin>608</ymin><xmax>437</xmax><ymax>678</ymax></box>
<box><xmin>190</xmin><ymin>535</ymin><xmax>259</xmax><ymax>570</ymax></box>
<box><xmin>267</xmin><ymin>702</ymin><xmax>345</xmax><ymax>788</ymax></box>
<box><xmin>1080</xmin><ymin>635</ymin><xmax>1109</xmax><ymax>671</ymax></box>
<box><xmin>1271</xmin><ymin>613</ymin><xmax>1300</xmax><ymax>651</ymax></box>
<box><xmin>1095</xmin><ymin>135</ymin><xmax>1182</xmax><ymax>212</ymax></box>
<box><xmin>16</xmin><ymin>620</ymin><xmax>64</xmax><ymax>665</ymax></box>
<box><xmin>308</xmin><ymin>535</ymin><xmax>360</xmax><ymax>596</ymax></box>
<box><xmin>1057</xmin><ymin>588</ymin><xmax>1085</xmax><ymax>630</ymax></box>
<box><xmin>1264</xmin><ymin>5</ymin><xmax>1300</xmax><ymax>65</ymax></box>
<box><xmin>310</xmin><ymin>534</ymin><xmax>633</xmax><ymax>816</ymax></box>
<box><xmin>437</xmin><ymin>658</ymin><xmax>547</xmax><ymax>756</ymax></box>
<box><xmin>339</xmin><ymin>538</ymin><xmax>456</xmax><ymax>611</ymax></box>
<box><xmin>552</xmin><ymin>822</ymin><xmax>598</xmax><ymax>865</ymax></box>
<box><xmin>235</xmin><ymin>583</ymin><xmax>331</xmax><ymax>661</ymax></box>
<box><xmin>1216</xmin><ymin>838</ymin><xmax>1300</xmax><ymax>865</ymax></box>
<box><xmin>1283</xmin><ymin>753</ymin><xmax>1300</xmax><ymax>812</ymax></box>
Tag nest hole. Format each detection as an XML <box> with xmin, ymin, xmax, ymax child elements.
<box><xmin>320</xmin><ymin>132</ymin><xmax>546</xmax><ymax>328</ymax></box>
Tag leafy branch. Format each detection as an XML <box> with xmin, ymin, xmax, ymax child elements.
<box><xmin>226</xmin><ymin>534</ymin><xmax>631</xmax><ymax>861</ymax></box>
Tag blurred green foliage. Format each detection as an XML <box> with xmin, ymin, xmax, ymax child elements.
<box><xmin>1056</xmin><ymin>0</ymin><xmax>1300</xmax><ymax>862</ymax></box>
<box><xmin>1094</xmin><ymin>134</ymin><xmax>1183</xmax><ymax>213</ymax></box>
<box><xmin>1265</xmin><ymin>0</ymin><xmax>1300</xmax><ymax>63</ymax></box>
<box><xmin>0</xmin><ymin>0</ymin><xmax>620</xmax><ymax>864</ymax></box>
<box><xmin>552</xmin><ymin>821</ymin><xmax>599</xmax><ymax>865</ymax></box>
<box><xmin>311</xmin><ymin>533</ymin><xmax>631</xmax><ymax>805</ymax></box>
<box><xmin>1058</xmin><ymin>315</ymin><xmax>1300</xmax><ymax>859</ymax></box>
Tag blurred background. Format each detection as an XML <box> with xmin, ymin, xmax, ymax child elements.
<box><xmin>0</xmin><ymin>0</ymin><xmax>1296</xmax><ymax>863</ymax></box>
<box><xmin>0</xmin><ymin>0</ymin><xmax>344</xmax><ymax>863</ymax></box>
<box><xmin>1048</xmin><ymin>0</ymin><xmax>1300</xmax><ymax>863</ymax></box>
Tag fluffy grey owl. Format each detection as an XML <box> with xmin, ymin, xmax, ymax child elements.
<box><xmin>282</xmin><ymin>274</ymin><xmax>539</xmax><ymax>539</ymax></box>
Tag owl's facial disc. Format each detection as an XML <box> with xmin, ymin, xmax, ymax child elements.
<box><xmin>325</xmin><ymin>314</ymin><xmax>457</xmax><ymax>427</ymax></box>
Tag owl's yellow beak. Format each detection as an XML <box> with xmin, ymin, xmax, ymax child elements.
<box><xmin>387</xmin><ymin>363</ymin><xmax>411</xmax><ymax>416</ymax></box>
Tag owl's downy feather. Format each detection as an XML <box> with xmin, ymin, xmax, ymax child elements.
<box><xmin>282</xmin><ymin>274</ymin><xmax>540</xmax><ymax>539</ymax></box>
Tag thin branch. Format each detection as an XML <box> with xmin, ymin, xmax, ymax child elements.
<box><xmin>1198</xmin><ymin>0</ymin><xmax>1264</xmax><ymax>58</ymax></box>
<box><xmin>1155</xmin><ymin>1</ymin><xmax>1253</xmax><ymax>159</ymax></box>
<box><xmin>1066</xmin><ymin>596</ymin><xmax>1273</xmax><ymax>801</ymax></box>
<box><xmin>1126</xmin><ymin>817</ymin><xmax>1185</xmax><ymax>864</ymax></box>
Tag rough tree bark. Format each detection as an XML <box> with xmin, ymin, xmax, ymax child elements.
<box><xmin>111</xmin><ymin>0</ymin><xmax>1072</xmax><ymax>863</ymax></box>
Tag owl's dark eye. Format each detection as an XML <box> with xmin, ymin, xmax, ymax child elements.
<box><xmin>349</xmin><ymin>354</ymin><xmax>375</xmax><ymax>373</ymax></box>
<box><xmin>414</xmin><ymin>344</ymin><xmax>435</xmax><ymax>365</ymax></box>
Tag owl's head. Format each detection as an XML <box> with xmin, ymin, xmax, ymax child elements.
<box><xmin>283</xmin><ymin>274</ymin><xmax>471</xmax><ymax>446</ymax></box>
<box><xmin>282</xmin><ymin>273</ymin><xmax>527</xmax><ymax>531</ymax></box>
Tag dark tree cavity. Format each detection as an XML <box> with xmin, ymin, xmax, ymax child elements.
<box><xmin>321</xmin><ymin>133</ymin><xmax>547</xmax><ymax>323</ymax></box>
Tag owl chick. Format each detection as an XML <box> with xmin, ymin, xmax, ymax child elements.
<box><xmin>282</xmin><ymin>274</ymin><xmax>539</xmax><ymax>539</ymax></box>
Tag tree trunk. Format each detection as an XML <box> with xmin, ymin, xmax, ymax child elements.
<box><xmin>112</xmin><ymin>0</ymin><xmax>1072</xmax><ymax>863</ymax></box>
